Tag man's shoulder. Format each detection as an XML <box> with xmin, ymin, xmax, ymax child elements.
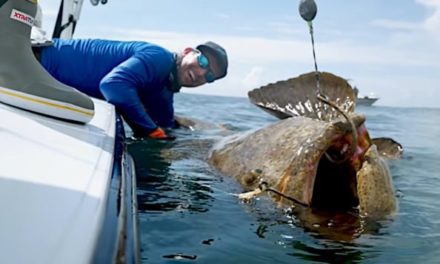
<box><xmin>134</xmin><ymin>42</ymin><xmax>173</xmax><ymax>61</ymax></box>
<box><xmin>133</xmin><ymin>43</ymin><xmax>175</xmax><ymax>77</ymax></box>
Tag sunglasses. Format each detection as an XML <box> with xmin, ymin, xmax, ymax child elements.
<box><xmin>196</xmin><ymin>50</ymin><xmax>215</xmax><ymax>83</ymax></box>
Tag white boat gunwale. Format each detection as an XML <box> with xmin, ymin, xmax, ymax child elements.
<box><xmin>91</xmin><ymin>115</ymin><xmax>140</xmax><ymax>263</ymax></box>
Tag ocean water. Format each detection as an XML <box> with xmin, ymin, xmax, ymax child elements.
<box><xmin>127</xmin><ymin>93</ymin><xmax>440</xmax><ymax>264</ymax></box>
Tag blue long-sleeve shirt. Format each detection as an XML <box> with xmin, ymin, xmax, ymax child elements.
<box><xmin>40</xmin><ymin>38</ymin><xmax>176</xmax><ymax>135</ymax></box>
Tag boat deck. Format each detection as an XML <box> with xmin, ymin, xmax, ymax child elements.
<box><xmin>0</xmin><ymin>99</ymin><xmax>118</xmax><ymax>263</ymax></box>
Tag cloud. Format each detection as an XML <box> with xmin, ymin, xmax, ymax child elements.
<box><xmin>369</xmin><ymin>1</ymin><xmax>440</xmax><ymax>43</ymax></box>
<box><xmin>423</xmin><ymin>8</ymin><xmax>440</xmax><ymax>32</ymax></box>
<box><xmin>106</xmin><ymin>28</ymin><xmax>439</xmax><ymax>106</ymax></box>
<box><xmin>371</xmin><ymin>19</ymin><xmax>419</xmax><ymax>31</ymax></box>
<box><xmin>37</xmin><ymin>0</ymin><xmax>440</xmax><ymax>107</ymax></box>
<box><xmin>268</xmin><ymin>22</ymin><xmax>304</xmax><ymax>36</ymax></box>
<box><xmin>416</xmin><ymin>0</ymin><xmax>440</xmax><ymax>33</ymax></box>
<box><xmin>416</xmin><ymin>0</ymin><xmax>440</xmax><ymax>6</ymax></box>
<box><xmin>100</xmin><ymin>28</ymin><xmax>439</xmax><ymax>68</ymax></box>
<box><xmin>242</xmin><ymin>67</ymin><xmax>265</xmax><ymax>89</ymax></box>
<box><xmin>356</xmin><ymin>73</ymin><xmax>440</xmax><ymax>107</ymax></box>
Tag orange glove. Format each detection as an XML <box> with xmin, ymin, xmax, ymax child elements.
<box><xmin>148</xmin><ymin>127</ymin><xmax>175</xmax><ymax>140</ymax></box>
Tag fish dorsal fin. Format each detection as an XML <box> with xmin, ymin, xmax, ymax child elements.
<box><xmin>248</xmin><ymin>72</ymin><xmax>356</xmax><ymax>121</ymax></box>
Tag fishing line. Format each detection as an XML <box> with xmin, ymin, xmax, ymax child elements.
<box><xmin>299</xmin><ymin>0</ymin><xmax>321</xmax><ymax>95</ymax></box>
<box><xmin>237</xmin><ymin>170</ymin><xmax>308</xmax><ymax>207</ymax></box>
<box><xmin>258</xmin><ymin>181</ymin><xmax>308</xmax><ymax>207</ymax></box>
<box><xmin>299</xmin><ymin>0</ymin><xmax>358</xmax><ymax>161</ymax></box>
<box><xmin>307</xmin><ymin>21</ymin><xmax>321</xmax><ymax>95</ymax></box>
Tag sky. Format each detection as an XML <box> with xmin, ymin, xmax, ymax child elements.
<box><xmin>37</xmin><ymin>0</ymin><xmax>440</xmax><ymax>108</ymax></box>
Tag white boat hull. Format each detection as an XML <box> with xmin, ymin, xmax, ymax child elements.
<box><xmin>0</xmin><ymin>99</ymin><xmax>138</xmax><ymax>263</ymax></box>
<box><xmin>357</xmin><ymin>97</ymin><xmax>378</xmax><ymax>106</ymax></box>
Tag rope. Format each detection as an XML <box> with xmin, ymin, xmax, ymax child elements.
<box><xmin>238</xmin><ymin>176</ymin><xmax>307</xmax><ymax>207</ymax></box>
<box><xmin>306</xmin><ymin>21</ymin><xmax>358</xmax><ymax>164</ymax></box>
<box><xmin>258</xmin><ymin>181</ymin><xmax>308</xmax><ymax>207</ymax></box>
<box><xmin>316</xmin><ymin>94</ymin><xmax>358</xmax><ymax>164</ymax></box>
<box><xmin>308</xmin><ymin>21</ymin><xmax>321</xmax><ymax>93</ymax></box>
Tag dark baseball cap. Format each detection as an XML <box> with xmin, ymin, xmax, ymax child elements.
<box><xmin>196</xmin><ymin>41</ymin><xmax>228</xmax><ymax>80</ymax></box>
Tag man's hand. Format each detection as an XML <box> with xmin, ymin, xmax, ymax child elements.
<box><xmin>148</xmin><ymin>127</ymin><xmax>175</xmax><ymax>140</ymax></box>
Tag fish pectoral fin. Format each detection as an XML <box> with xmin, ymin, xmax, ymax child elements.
<box><xmin>372</xmin><ymin>137</ymin><xmax>403</xmax><ymax>159</ymax></box>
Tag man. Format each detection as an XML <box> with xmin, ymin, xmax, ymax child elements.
<box><xmin>34</xmin><ymin>38</ymin><xmax>228</xmax><ymax>139</ymax></box>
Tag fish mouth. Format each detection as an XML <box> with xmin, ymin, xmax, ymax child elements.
<box><xmin>308</xmin><ymin>124</ymin><xmax>371</xmax><ymax>211</ymax></box>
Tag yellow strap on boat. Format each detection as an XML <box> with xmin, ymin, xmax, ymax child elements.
<box><xmin>0</xmin><ymin>87</ymin><xmax>94</xmax><ymax>117</ymax></box>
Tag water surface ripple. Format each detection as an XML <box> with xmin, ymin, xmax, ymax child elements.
<box><xmin>128</xmin><ymin>94</ymin><xmax>440</xmax><ymax>264</ymax></box>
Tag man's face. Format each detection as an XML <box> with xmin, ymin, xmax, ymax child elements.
<box><xmin>177</xmin><ymin>48</ymin><xmax>220</xmax><ymax>87</ymax></box>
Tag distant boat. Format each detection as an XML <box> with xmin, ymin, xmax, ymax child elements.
<box><xmin>357</xmin><ymin>95</ymin><xmax>379</xmax><ymax>106</ymax></box>
<box><xmin>353</xmin><ymin>86</ymin><xmax>379</xmax><ymax>106</ymax></box>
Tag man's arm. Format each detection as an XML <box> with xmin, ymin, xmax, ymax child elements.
<box><xmin>99</xmin><ymin>56</ymin><xmax>161</xmax><ymax>137</ymax></box>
